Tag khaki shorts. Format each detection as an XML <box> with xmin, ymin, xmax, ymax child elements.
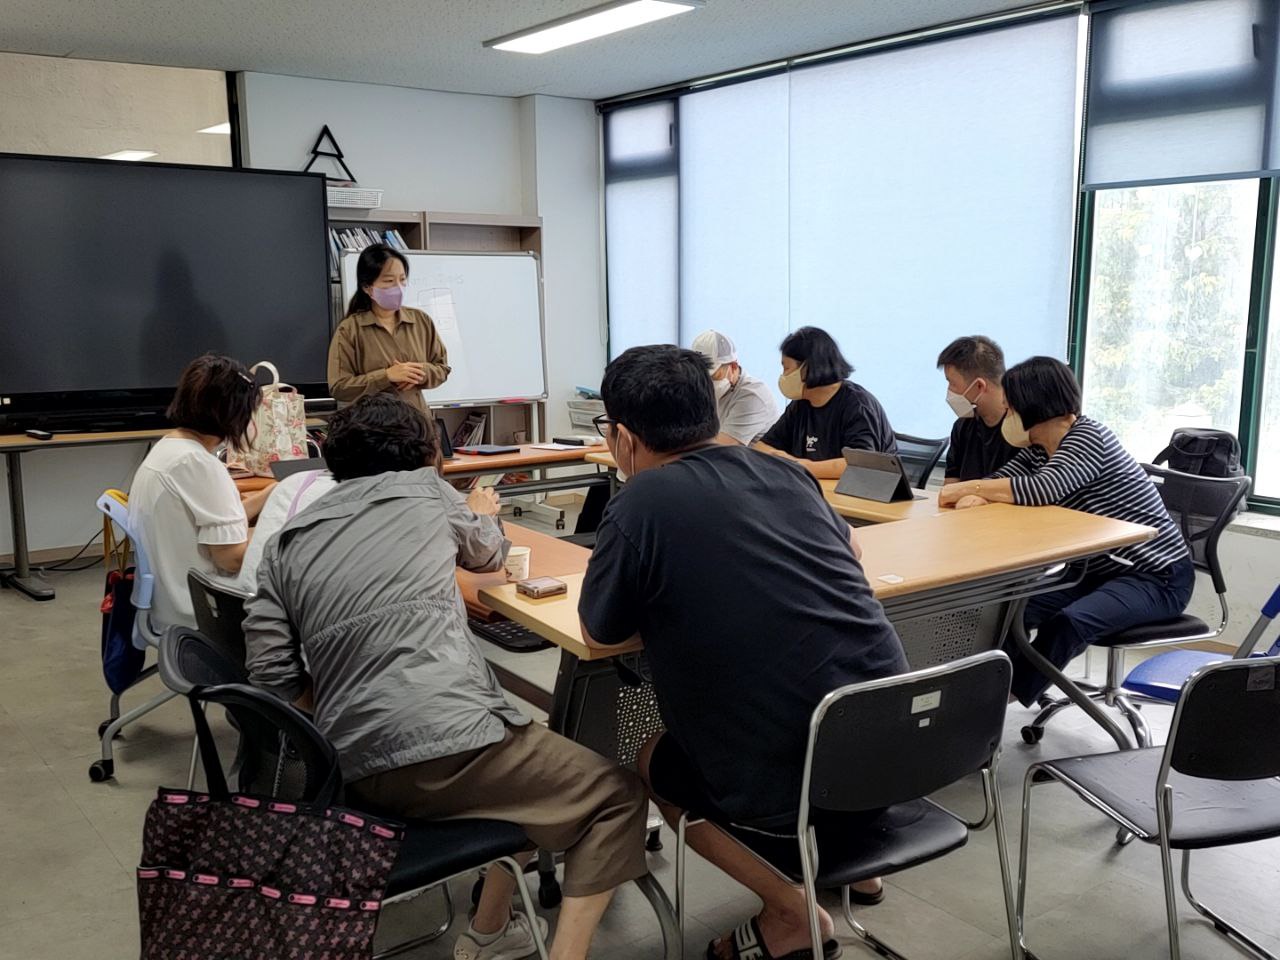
<box><xmin>347</xmin><ymin>722</ymin><xmax>649</xmax><ymax>897</ymax></box>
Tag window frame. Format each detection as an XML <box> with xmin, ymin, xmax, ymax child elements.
<box><xmin>1070</xmin><ymin>176</ymin><xmax>1280</xmax><ymax>514</ymax></box>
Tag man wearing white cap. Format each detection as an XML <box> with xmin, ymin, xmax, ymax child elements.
<box><xmin>691</xmin><ymin>329</ymin><xmax>780</xmax><ymax>446</ymax></box>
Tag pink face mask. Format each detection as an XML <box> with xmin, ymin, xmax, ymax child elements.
<box><xmin>369</xmin><ymin>285</ymin><xmax>406</xmax><ymax>311</ymax></box>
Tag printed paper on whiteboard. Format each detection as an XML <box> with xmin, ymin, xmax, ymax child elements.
<box><xmin>421</xmin><ymin>287</ymin><xmax>458</xmax><ymax>336</ymax></box>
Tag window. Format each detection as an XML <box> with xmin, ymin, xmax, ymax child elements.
<box><xmin>1082</xmin><ymin>180</ymin><xmax>1258</xmax><ymax>461</ymax></box>
<box><xmin>604</xmin><ymin>15</ymin><xmax>1081</xmax><ymax>435</ymax></box>
<box><xmin>0</xmin><ymin>52</ymin><xmax>231</xmax><ymax>166</ymax></box>
<box><xmin>603</xmin><ymin>101</ymin><xmax>678</xmax><ymax>357</ymax></box>
<box><xmin>1256</xmin><ymin>253</ymin><xmax>1280</xmax><ymax>497</ymax></box>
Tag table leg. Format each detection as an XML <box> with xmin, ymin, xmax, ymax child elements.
<box><xmin>1007</xmin><ymin>605</ymin><xmax>1132</xmax><ymax>751</ymax></box>
<box><xmin>3</xmin><ymin>451</ymin><xmax>54</xmax><ymax>601</ymax></box>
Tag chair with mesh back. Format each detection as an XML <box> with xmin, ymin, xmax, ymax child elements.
<box><xmin>1018</xmin><ymin>655</ymin><xmax>1280</xmax><ymax>960</ymax></box>
<box><xmin>671</xmin><ymin>651</ymin><xmax>1020</xmax><ymax>960</ymax></box>
<box><xmin>1022</xmin><ymin>466</ymin><xmax>1251</xmax><ymax>749</ymax></box>
<box><xmin>893</xmin><ymin>433</ymin><xmax>949</xmax><ymax>489</ymax></box>
<box><xmin>188</xmin><ymin>681</ymin><xmax>549</xmax><ymax>960</ymax></box>
<box><xmin>187</xmin><ymin>569</ymin><xmax>250</xmax><ymax>667</ymax></box>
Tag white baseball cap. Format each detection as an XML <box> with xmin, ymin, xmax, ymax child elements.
<box><xmin>691</xmin><ymin>329</ymin><xmax>737</xmax><ymax>367</ymax></box>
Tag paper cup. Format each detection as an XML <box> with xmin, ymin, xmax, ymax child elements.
<box><xmin>504</xmin><ymin>546</ymin><xmax>531</xmax><ymax>582</ymax></box>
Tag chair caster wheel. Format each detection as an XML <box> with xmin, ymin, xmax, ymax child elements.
<box><xmin>537</xmin><ymin>873</ymin><xmax>562</xmax><ymax>909</ymax></box>
<box><xmin>645</xmin><ymin>828</ymin><xmax>663</xmax><ymax>852</ymax></box>
<box><xmin>1021</xmin><ymin>725</ymin><xmax>1045</xmax><ymax>745</ymax></box>
<box><xmin>1115</xmin><ymin>827</ymin><xmax>1136</xmax><ymax>847</ymax></box>
<box><xmin>88</xmin><ymin>759</ymin><xmax>114</xmax><ymax>782</ymax></box>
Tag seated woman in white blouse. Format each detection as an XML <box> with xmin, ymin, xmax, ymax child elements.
<box><xmin>939</xmin><ymin>357</ymin><xmax>1193</xmax><ymax>706</ymax></box>
<box><xmin>128</xmin><ymin>355</ymin><xmax>276</xmax><ymax>629</ymax></box>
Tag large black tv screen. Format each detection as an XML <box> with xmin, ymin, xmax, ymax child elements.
<box><xmin>0</xmin><ymin>154</ymin><xmax>330</xmax><ymax>400</ymax></box>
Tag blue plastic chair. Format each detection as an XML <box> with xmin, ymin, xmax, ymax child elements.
<box><xmin>1123</xmin><ymin>582</ymin><xmax>1280</xmax><ymax>704</ymax></box>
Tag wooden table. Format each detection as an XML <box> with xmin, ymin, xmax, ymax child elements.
<box><xmin>0</xmin><ymin>428</ymin><xmax>172</xmax><ymax>600</ymax></box>
<box><xmin>446</xmin><ymin>443</ymin><xmax>606</xmax><ymax>477</ymax></box>
<box><xmin>821</xmin><ymin>479</ymin><xmax>941</xmax><ymax>524</ymax></box>
<box><xmin>586</xmin><ymin>449</ymin><xmax>943</xmax><ymax>525</ymax></box>
<box><xmin>481</xmin><ymin>504</ymin><xmax>1155</xmax><ymax>751</ymax></box>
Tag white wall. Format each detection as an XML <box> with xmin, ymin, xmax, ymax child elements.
<box><xmin>239</xmin><ymin>73</ymin><xmax>524</xmax><ymax>212</ymax></box>
<box><xmin>0</xmin><ymin>52</ymin><xmax>230</xmax><ymax>165</ymax></box>
<box><xmin>522</xmin><ymin>95</ymin><xmax>609</xmax><ymax>438</ymax></box>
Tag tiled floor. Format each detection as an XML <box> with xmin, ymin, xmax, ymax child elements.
<box><xmin>2</xmin><ymin>563</ymin><xmax>1278</xmax><ymax>959</ymax></box>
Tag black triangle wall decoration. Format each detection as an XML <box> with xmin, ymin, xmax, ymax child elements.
<box><xmin>304</xmin><ymin>125</ymin><xmax>357</xmax><ymax>183</ymax></box>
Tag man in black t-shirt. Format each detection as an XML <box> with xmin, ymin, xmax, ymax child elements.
<box><xmin>756</xmin><ymin>326</ymin><xmax>897</xmax><ymax>479</ymax></box>
<box><xmin>579</xmin><ymin>344</ymin><xmax>907</xmax><ymax>960</ymax></box>
<box><xmin>937</xmin><ymin>335</ymin><xmax>1018</xmax><ymax>483</ymax></box>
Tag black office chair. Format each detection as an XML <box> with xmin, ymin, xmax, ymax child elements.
<box><xmin>672</xmin><ymin>651</ymin><xmax>1020</xmax><ymax>960</ymax></box>
<box><xmin>893</xmin><ymin>433</ymin><xmax>949</xmax><ymax>489</ymax></box>
<box><xmin>1018</xmin><ymin>655</ymin><xmax>1280</xmax><ymax>960</ymax></box>
<box><xmin>187</xmin><ymin>569</ymin><xmax>250</xmax><ymax>667</ymax></box>
<box><xmin>187</xmin><ymin>681</ymin><xmax>549</xmax><ymax>960</ymax></box>
<box><xmin>1022</xmin><ymin>466</ymin><xmax>1252</xmax><ymax>748</ymax></box>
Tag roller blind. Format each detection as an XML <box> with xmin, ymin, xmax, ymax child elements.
<box><xmin>1085</xmin><ymin>0</ymin><xmax>1280</xmax><ymax>189</ymax></box>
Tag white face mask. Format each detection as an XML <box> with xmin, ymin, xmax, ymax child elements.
<box><xmin>946</xmin><ymin>380</ymin><xmax>978</xmax><ymax>419</ymax></box>
<box><xmin>712</xmin><ymin>377</ymin><xmax>732</xmax><ymax>400</ymax></box>
<box><xmin>778</xmin><ymin>366</ymin><xmax>805</xmax><ymax>400</ymax></box>
<box><xmin>1002</xmin><ymin>410</ymin><xmax>1033</xmax><ymax>448</ymax></box>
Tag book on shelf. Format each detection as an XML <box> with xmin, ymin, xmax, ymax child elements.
<box><xmin>326</xmin><ymin>226</ymin><xmax>410</xmax><ymax>278</ymax></box>
<box><xmin>450</xmin><ymin>412</ymin><xmax>487</xmax><ymax>450</ymax></box>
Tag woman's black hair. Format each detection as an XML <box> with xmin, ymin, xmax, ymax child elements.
<box><xmin>166</xmin><ymin>354</ymin><xmax>259</xmax><ymax>446</ymax></box>
<box><xmin>344</xmin><ymin>243</ymin><xmax>410</xmax><ymax>316</ymax></box>
<box><xmin>323</xmin><ymin>393</ymin><xmax>440</xmax><ymax>482</ymax></box>
<box><xmin>1002</xmin><ymin>356</ymin><xmax>1082</xmax><ymax>429</ymax></box>
<box><xmin>779</xmin><ymin>326</ymin><xmax>854</xmax><ymax>387</ymax></box>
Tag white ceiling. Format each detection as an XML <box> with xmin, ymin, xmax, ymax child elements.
<box><xmin>0</xmin><ymin>0</ymin><xmax>1036</xmax><ymax>101</ymax></box>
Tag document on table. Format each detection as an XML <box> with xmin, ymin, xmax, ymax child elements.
<box><xmin>531</xmin><ymin>442</ymin><xmax>586</xmax><ymax>451</ymax></box>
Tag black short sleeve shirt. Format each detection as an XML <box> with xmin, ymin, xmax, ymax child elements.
<box><xmin>578</xmin><ymin>445</ymin><xmax>907</xmax><ymax>827</ymax></box>
<box><xmin>760</xmin><ymin>381</ymin><xmax>897</xmax><ymax>460</ymax></box>
<box><xmin>944</xmin><ymin>414</ymin><xmax>1019</xmax><ymax>481</ymax></box>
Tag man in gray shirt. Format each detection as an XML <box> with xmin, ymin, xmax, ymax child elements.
<box><xmin>244</xmin><ymin>394</ymin><xmax>647</xmax><ymax>960</ymax></box>
<box><xmin>692</xmin><ymin>329</ymin><xmax>780</xmax><ymax>445</ymax></box>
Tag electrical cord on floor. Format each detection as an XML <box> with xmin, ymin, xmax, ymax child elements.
<box><xmin>31</xmin><ymin>528</ymin><xmax>105</xmax><ymax>575</ymax></box>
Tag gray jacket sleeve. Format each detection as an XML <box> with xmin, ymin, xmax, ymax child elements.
<box><xmin>436</xmin><ymin>472</ymin><xmax>510</xmax><ymax>573</ymax></box>
<box><xmin>243</xmin><ymin>539</ymin><xmax>309</xmax><ymax>702</ymax></box>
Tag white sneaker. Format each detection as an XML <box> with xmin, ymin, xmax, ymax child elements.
<box><xmin>453</xmin><ymin>911</ymin><xmax>549</xmax><ymax>960</ymax></box>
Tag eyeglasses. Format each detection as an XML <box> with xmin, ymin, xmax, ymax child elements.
<box><xmin>592</xmin><ymin>414</ymin><xmax>619</xmax><ymax>438</ymax></box>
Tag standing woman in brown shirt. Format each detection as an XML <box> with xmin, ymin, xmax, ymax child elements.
<box><xmin>327</xmin><ymin>244</ymin><xmax>450</xmax><ymax>414</ymax></box>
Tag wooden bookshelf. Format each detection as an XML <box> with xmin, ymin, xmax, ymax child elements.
<box><xmin>425</xmin><ymin>211</ymin><xmax>542</xmax><ymax>257</ymax></box>
<box><xmin>327</xmin><ymin>208</ymin><xmax>425</xmax><ymax>249</ymax></box>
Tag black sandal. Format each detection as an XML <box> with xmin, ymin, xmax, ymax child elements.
<box><xmin>706</xmin><ymin>916</ymin><xmax>842</xmax><ymax>960</ymax></box>
<box><xmin>846</xmin><ymin>881</ymin><xmax>885</xmax><ymax>906</ymax></box>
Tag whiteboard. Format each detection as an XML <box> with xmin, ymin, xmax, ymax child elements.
<box><xmin>339</xmin><ymin>250</ymin><xmax>546</xmax><ymax>406</ymax></box>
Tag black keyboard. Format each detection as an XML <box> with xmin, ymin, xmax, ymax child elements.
<box><xmin>469</xmin><ymin>618</ymin><xmax>552</xmax><ymax>652</ymax></box>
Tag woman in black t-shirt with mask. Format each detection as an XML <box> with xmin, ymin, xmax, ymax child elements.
<box><xmin>754</xmin><ymin>326</ymin><xmax>897</xmax><ymax>479</ymax></box>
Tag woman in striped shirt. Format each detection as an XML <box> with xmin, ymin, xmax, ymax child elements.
<box><xmin>938</xmin><ymin>357</ymin><xmax>1193</xmax><ymax>705</ymax></box>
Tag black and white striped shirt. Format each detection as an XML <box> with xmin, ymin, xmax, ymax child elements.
<box><xmin>991</xmin><ymin>416</ymin><xmax>1189</xmax><ymax>576</ymax></box>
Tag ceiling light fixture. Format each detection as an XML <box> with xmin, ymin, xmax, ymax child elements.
<box><xmin>485</xmin><ymin>0</ymin><xmax>702</xmax><ymax>55</ymax></box>
<box><xmin>99</xmin><ymin>150</ymin><xmax>157</xmax><ymax>162</ymax></box>
<box><xmin>198</xmin><ymin>122</ymin><xmax>232</xmax><ymax>135</ymax></box>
